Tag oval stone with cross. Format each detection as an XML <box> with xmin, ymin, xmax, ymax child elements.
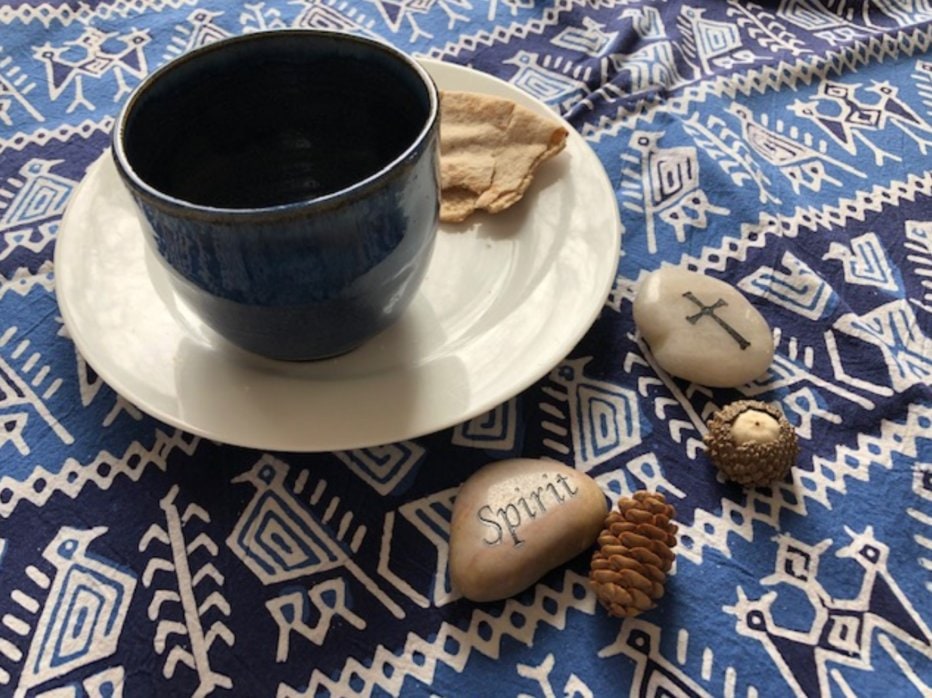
<box><xmin>633</xmin><ymin>268</ymin><xmax>774</xmax><ymax>387</ymax></box>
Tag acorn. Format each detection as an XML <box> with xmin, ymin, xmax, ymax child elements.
<box><xmin>589</xmin><ymin>491</ymin><xmax>677</xmax><ymax>618</ymax></box>
<box><xmin>703</xmin><ymin>400</ymin><xmax>798</xmax><ymax>487</ymax></box>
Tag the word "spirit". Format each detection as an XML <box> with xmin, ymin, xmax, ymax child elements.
<box><xmin>477</xmin><ymin>473</ymin><xmax>579</xmax><ymax>546</ymax></box>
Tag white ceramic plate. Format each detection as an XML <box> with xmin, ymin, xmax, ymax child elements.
<box><xmin>54</xmin><ymin>59</ymin><xmax>621</xmax><ymax>451</ymax></box>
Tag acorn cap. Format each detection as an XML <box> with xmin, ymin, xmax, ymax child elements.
<box><xmin>703</xmin><ymin>400</ymin><xmax>798</xmax><ymax>487</ymax></box>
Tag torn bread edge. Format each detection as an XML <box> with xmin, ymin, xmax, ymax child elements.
<box><xmin>439</xmin><ymin>90</ymin><xmax>569</xmax><ymax>223</ymax></box>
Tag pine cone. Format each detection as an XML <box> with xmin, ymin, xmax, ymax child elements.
<box><xmin>589</xmin><ymin>491</ymin><xmax>677</xmax><ymax>618</ymax></box>
<box><xmin>703</xmin><ymin>400</ymin><xmax>798</xmax><ymax>487</ymax></box>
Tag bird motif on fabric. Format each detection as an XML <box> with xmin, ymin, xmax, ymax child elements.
<box><xmin>677</xmin><ymin>6</ymin><xmax>760</xmax><ymax>74</ymax></box>
<box><xmin>369</xmin><ymin>0</ymin><xmax>471</xmax><ymax>42</ymax></box>
<box><xmin>32</xmin><ymin>27</ymin><xmax>150</xmax><ymax>112</ymax></box>
<box><xmin>823</xmin><ymin>232</ymin><xmax>900</xmax><ymax>292</ymax></box>
<box><xmin>727</xmin><ymin>103</ymin><xmax>864</xmax><ymax>194</ymax></box>
<box><xmin>227</xmin><ymin>457</ymin><xmax>405</xmax><ymax>618</ymax></box>
<box><xmin>789</xmin><ymin>80</ymin><xmax>932</xmax><ymax>164</ymax></box>
<box><xmin>726</xmin><ymin>529</ymin><xmax>932</xmax><ymax>697</ymax></box>
<box><xmin>625</xmin><ymin>130</ymin><xmax>728</xmax><ymax>254</ymax></box>
<box><xmin>17</xmin><ymin>527</ymin><xmax>136</xmax><ymax>694</ymax></box>
<box><xmin>166</xmin><ymin>8</ymin><xmax>232</xmax><ymax>58</ymax></box>
<box><xmin>503</xmin><ymin>50</ymin><xmax>589</xmax><ymax>110</ymax></box>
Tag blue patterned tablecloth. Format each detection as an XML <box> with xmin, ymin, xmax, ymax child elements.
<box><xmin>1</xmin><ymin>1</ymin><xmax>931</xmax><ymax>696</ymax></box>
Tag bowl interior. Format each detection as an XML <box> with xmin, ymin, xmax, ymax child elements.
<box><xmin>120</xmin><ymin>33</ymin><xmax>434</xmax><ymax>209</ymax></box>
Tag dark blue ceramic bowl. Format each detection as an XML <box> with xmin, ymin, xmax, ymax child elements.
<box><xmin>112</xmin><ymin>30</ymin><xmax>440</xmax><ymax>360</ymax></box>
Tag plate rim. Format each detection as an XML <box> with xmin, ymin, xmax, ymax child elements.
<box><xmin>54</xmin><ymin>58</ymin><xmax>622</xmax><ymax>451</ymax></box>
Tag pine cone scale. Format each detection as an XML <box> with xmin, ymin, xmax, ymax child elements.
<box><xmin>622</xmin><ymin>508</ymin><xmax>654</xmax><ymax>524</ymax></box>
<box><xmin>629</xmin><ymin>588</ymin><xmax>654</xmax><ymax>611</ymax></box>
<box><xmin>590</xmin><ymin>557</ymin><xmax>613</xmax><ymax>571</ymax></box>
<box><xmin>590</xmin><ymin>569</ymin><xmax>619</xmax><ymax>584</ymax></box>
<box><xmin>616</xmin><ymin>568</ymin><xmax>653</xmax><ymax>592</ymax></box>
<box><xmin>599</xmin><ymin>544</ymin><xmax>627</xmax><ymax>557</ymax></box>
<box><xmin>626</xmin><ymin>546</ymin><xmax>663</xmax><ymax>568</ymax></box>
<box><xmin>635</xmin><ymin>522</ymin><xmax>675</xmax><ymax>544</ymax></box>
<box><xmin>651</xmin><ymin>542</ymin><xmax>676</xmax><ymax>563</ymax></box>
<box><xmin>603</xmin><ymin>553</ymin><xmax>637</xmax><ymax>572</ymax></box>
<box><xmin>609</xmin><ymin>521</ymin><xmax>636</xmax><ymax>535</ymax></box>
<box><xmin>597</xmin><ymin>534</ymin><xmax>618</xmax><ymax>547</ymax></box>
<box><xmin>619</xmin><ymin>531</ymin><xmax>654</xmax><ymax>549</ymax></box>
<box><xmin>640</xmin><ymin>564</ymin><xmax>666</xmax><ymax>584</ymax></box>
<box><xmin>605</xmin><ymin>585</ymin><xmax>632</xmax><ymax>606</ymax></box>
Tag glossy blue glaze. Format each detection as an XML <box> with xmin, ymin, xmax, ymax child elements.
<box><xmin>112</xmin><ymin>30</ymin><xmax>439</xmax><ymax>360</ymax></box>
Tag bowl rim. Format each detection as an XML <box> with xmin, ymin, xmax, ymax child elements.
<box><xmin>111</xmin><ymin>28</ymin><xmax>440</xmax><ymax>222</ymax></box>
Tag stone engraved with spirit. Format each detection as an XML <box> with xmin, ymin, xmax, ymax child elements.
<box><xmin>476</xmin><ymin>473</ymin><xmax>580</xmax><ymax>546</ymax></box>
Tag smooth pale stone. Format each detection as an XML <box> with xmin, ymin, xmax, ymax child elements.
<box><xmin>449</xmin><ymin>458</ymin><xmax>607</xmax><ymax>602</ymax></box>
<box><xmin>633</xmin><ymin>268</ymin><xmax>774</xmax><ymax>387</ymax></box>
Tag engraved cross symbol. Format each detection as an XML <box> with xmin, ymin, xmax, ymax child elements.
<box><xmin>682</xmin><ymin>291</ymin><xmax>751</xmax><ymax>350</ymax></box>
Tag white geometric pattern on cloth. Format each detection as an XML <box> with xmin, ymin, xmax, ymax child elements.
<box><xmin>378</xmin><ymin>487</ymin><xmax>459</xmax><ymax>608</ymax></box>
<box><xmin>227</xmin><ymin>459</ymin><xmax>345</xmax><ymax>582</ymax></box>
<box><xmin>909</xmin><ymin>464</ymin><xmax>932</xmax><ymax>595</ymax></box>
<box><xmin>0</xmin><ymin>427</ymin><xmax>198</xmax><ymax>517</ymax></box>
<box><xmin>503</xmin><ymin>49</ymin><xmax>589</xmax><ymax>110</ymax></box>
<box><xmin>599</xmin><ymin>622</ymin><xmax>713</xmax><ymax>697</ymax></box>
<box><xmin>370</xmin><ymin>0</ymin><xmax>472</xmax><ymax>43</ymax></box>
<box><xmin>516</xmin><ymin>653</ymin><xmax>595</xmax><ymax>698</ymax></box>
<box><xmin>595</xmin><ymin>453</ymin><xmax>687</xmax><ymax>507</ymax></box>
<box><xmin>163</xmin><ymin>8</ymin><xmax>233</xmax><ymax>61</ymax></box>
<box><xmin>0</xmin><ymin>159</ymin><xmax>75</xmax><ymax>263</ymax></box>
<box><xmin>823</xmin><ymin>232</ymin><xmax>901</xmax><ymax>292</ymax></box>
<box><xmin>678</xmin><ymin>6</ymin><xmax>763</xmax><ymax>74</ymax></box>
<box><xmin>905</xmin><ymin>219</ymin><xmax>932</xmax><ymax>309</ymax></box>
<box><xmin>832</xmin><ymin>299</ymin><xmax>931</xmax><ymax>392</ymax></box>
<box><xmin>679</xmin><ymin>110</ymin><xmax>780</xmax><ymax>207</ymax></box>
<box><xmin>780</xmin><ymin>386</ymin><xmax>843</xmax><ymax>440</ymax></box>
<box><xmin>738</xmin><ymin>252</ymin><xmax>836</xmax><ymax>321</ymax></box>
<box><xmin>292</xmin><ymin>0</ymin><xmax>379</xmax><ymax>37</ymax></box>
<box><xmin>80</xmin><ymin>666</ymin><xmax>126</xmax><ymax>698</ymax></box>
<box><xmin>605</xmin><ymin>38</ymin><xmax>687</xmax><ymax>98</ymax></box>
<box><xmin>865</xmin><ymin>0</ymin><xmax>932</xmax><ymax>32</ymax></box>
<box><xmin>0</xmin><ymin>329</ymin><xmax>74</xmax><ymax>457</ymax></box>
<box><xmin>621</xmin><ymin>130</ymin><xmax>729</xmax><ymax>255</ymax></box>
<box><xmin>139</xmin><ymin>486</ymin><xmax>233</xmax><ymax>696</ymax></box>
<box><xmin>798</xmin><ymin>402</ymin><xmax>931</xmax><ymax>508</ymax></box>
<box><xmin>10</xmin><ymin>527</ymin><xmax>135</xmax><ymax>695</ymax></box>
<box><xmin>552</xmin><ymin>15</ymin><xmax>617</xmax><ymax>56</ymax></box>
<box><xmin>541</xmin><ymin>357</ymin><xmax>641</xmax><ymax>471</ymax></box>
<box><xmin>726</xmin><ymin>102</ymin><xmax>865</xmax><ymax>195</ymax></box>
<box><xmin>33</xmin><ymin>666</ymin><xmax>126</xmax><ymax>698</ymax></box>
<box><xmin>0</xmin><ymin>46</ymin><xmax>43</xmax><ymax>126</ymax></box>
<box><xmin>33</xmin><ymin>26</ymin><xmax>151</xmax><ymax>113</ymax></box>
<box><xmin>266</xmin><ymin>578</ymin><xmax>366</xmax><ymax>662</ymax></box>
<box><xmin>334</xmin><ymin>441</ymin><xmax>426</xmax><ymax>494</ymax></box>
<box><xmin>0</xmin><ymin>262</ymin><xmax>53</xmax><ymax>302</ymax></box>
<box><xmin>778</xmin><ymin>0</ymin><xmax>866</xmax><ymax>45</ymax></box>
<box><xmin>74</xmin><ymin>345</ymin><xmax>144</xmax><ymax>428</ymax></box>
<box><xmin>451</xmin><ymin>397</ymin><xmax>518</xmax><ymax>452</ymax></box>
<box><xmin>726</xmin><ymin>529</ymin><xmax>932</xmax><ymax>698</ymax></box>
<box><xmin>789</xmin><ymin>79</ymin><xmax>932</xmax><ymax>165</ymax></box>
<box><xmin>276</xmin><ymin>570</ymin><xmax>599</xmax><ymax>697</ymax></box>
<box><xmin>226</xmin><ymin>456</ymin><xmax>405</xmax><ymax>617</ymax></box>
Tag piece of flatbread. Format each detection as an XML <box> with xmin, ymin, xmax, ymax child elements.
<box><xmin>439</xmin><ymin>90</ymin><xmax>568</xmax><ymax>223</ymax></box>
